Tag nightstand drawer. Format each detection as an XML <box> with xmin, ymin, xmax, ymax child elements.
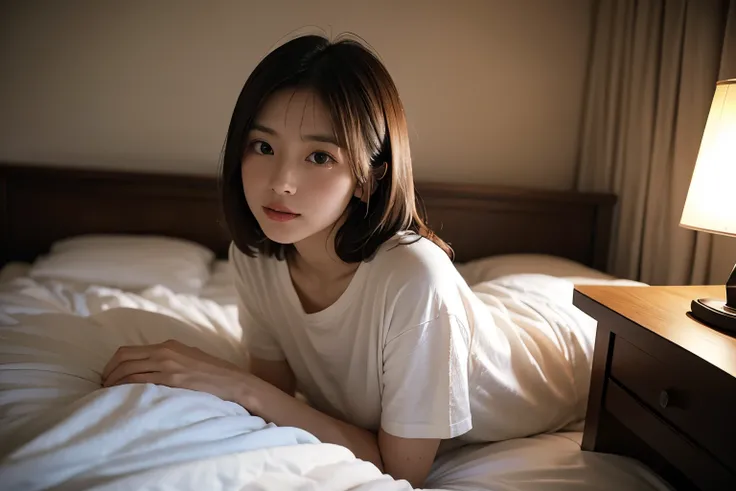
<box><xmin>604</xmin><ymin>379</ymin><xmax>736</xmax><ymax>489</ymax></box>
<box><xmin>610</xmin><ymin>335</ymin><xmax>736</xmax><ymax>472</ymax></box>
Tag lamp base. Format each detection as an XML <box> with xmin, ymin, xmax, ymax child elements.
<box><xmin>691</xmin><ymin>298</ymin><xmax>736</xmax><ymax>335</ymax></box>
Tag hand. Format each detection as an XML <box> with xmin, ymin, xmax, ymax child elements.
<box><xmin>101</xmin><ymin>339</ymin><xmax>247</xmax><ymax>404</ymax></box>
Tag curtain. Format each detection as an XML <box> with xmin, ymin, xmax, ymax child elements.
<box><xmin>576</xmin><ymin>0</ymin><xmax>734</xmax><ymax>285</ymax></box>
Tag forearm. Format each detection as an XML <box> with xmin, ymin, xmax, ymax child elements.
<box><xmin>237</xmin><ymin>374</ymin><xmax>384</xmax><ymax>472</ymax></box>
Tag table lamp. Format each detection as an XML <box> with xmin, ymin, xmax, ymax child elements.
<box><xmin>680</xmin><ymin>79</ymin><xmax>736</xmax><ymax>334</ymax></box>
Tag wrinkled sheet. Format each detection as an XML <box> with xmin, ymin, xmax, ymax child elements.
<box><xmin>0</xmin><ymin>274</ymin><xmax>667</xmax><ymax>491</ymax></box>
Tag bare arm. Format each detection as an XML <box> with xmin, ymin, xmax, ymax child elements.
<box><xmin>378</xmin><ymin>429</ymin><xmax>440</xmax><ymax>487</ymax></box>
<box><xmin>249</xmin><ymin>356</ymin><xmax>296</xmax><ymax>396</ymax></box>
<box><xmin>237</xmin><ymin>373</ymin><xmax>440</xmax><ymax>488</ymax></box>
<box><xmin>240</xmin><ymin>374</ymin><xmax>383</xmax><ymax>469</ymax></box>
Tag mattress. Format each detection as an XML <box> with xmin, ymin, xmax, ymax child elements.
<box><xmin>0</xmin><ymin>251</ymin><xmax>666</xmax><ymax>491</ymax></box>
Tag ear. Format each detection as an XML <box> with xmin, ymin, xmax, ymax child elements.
<box><xmin>354</xmin><ymin>163</ymin><xmax>387</xmax><ymax>203</ymax></box>
<box><xmin>354</xmin><ymin>181</ymin><xmax>370</xmax><ymax>203</ymax></box>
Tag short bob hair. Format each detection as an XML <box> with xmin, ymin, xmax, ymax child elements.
<box><xmin>220</xmin><ymin>34</ymin><xmax>452</xmax><ymax>262</ymax></box>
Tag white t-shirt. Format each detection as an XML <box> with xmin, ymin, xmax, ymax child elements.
<box><xmin>230</xmin><ymin>233</ymin><xmax>580</xmax><ymax>448</ymax></box>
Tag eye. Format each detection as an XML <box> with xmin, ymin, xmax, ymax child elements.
<box><xmin>307</xmin><ymin>151</ymin><xmax>335</xmax><ymax>166</ymax></box>
<box><xmin>251</xmin><ymin>141</ymin><xmax>273</xmax><ymax>155</ymax></box>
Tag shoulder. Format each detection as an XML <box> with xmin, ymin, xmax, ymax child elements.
<box><xmin>372</xmin><ymin>236</ymin><xmax>469</xmax><ymax>342</ymax></box>
<box><xmin>229</xmin><ymin>241</ymin><xmax>254</xmax><ymax>280</ymax></box>
<box><xmin>370</xmin><ymin>233</ymin><xmax>458</xmax><ymax>288</ymax></box>
<box><xmin>228</xmin><ymin>242</ymin><xmax>281</xmax><ymax>294</ymax></box>
<box><xmin>368</xmin><ymin>234</ymin><xmax>467</xmax><ymax>321</ymax></box>
<box><xmin>229</xmin><ymin>241</ymin><xmax>276</xmax><ymax>269</ymax></box>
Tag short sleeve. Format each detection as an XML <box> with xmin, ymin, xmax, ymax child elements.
<box><xmin>380</xmin><ymin>313</ymin><xmax>473</xmax><ymax>439</ymax></box>
<box><xmin>229</xmin><ymin>243</ymin><xmax>285</xmax><ymax>361</ymax></box>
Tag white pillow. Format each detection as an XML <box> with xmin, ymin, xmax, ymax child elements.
<box><xmin>456</xmin><ymin>254</ymin><xmax>616</xmax><ymax>286</ymax></box>
<box><xmin>28</xmin><ymin>235</ymin><xmax>215</xmax><ymax>294</ymax></box>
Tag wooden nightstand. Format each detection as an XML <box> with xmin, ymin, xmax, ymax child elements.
<box><xmin>573</xmin><ymin>285</ymin><xmax>736</xmax><ymax>491</ymax></box>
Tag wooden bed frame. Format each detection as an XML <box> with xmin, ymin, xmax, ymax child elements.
<box><xmin>0</xmin><ymin>163</ymin><xmax>616</xmax><ymax>270</ymax></box>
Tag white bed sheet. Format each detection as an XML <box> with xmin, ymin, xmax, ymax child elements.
<box><xmin>425</xmin><ymin>431</ymin><xmax>670</xmax><ymax>491</ymax></box>
<box><xmin>0</xmin><ymin>256</ymin><xmax>668</xmax><ymax>491</ymax></box>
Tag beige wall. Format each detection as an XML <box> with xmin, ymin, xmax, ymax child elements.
<box><xmin>0</xmin><ymin>0</ymin><xmax>593</xmax><ymax>190</ymax></box>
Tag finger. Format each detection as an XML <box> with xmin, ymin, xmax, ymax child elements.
<box><xmin>161</xmin><ymin>339</ymin><xmax>185</xmax><ymax>350</ymax></box>
<box><xmin>102</xmin><ymin>346</ymin><xmax>155</xmax><ymax>380</ymax></box>
<box><xmin>159</xmin><ymin>341</ymin><xmax>233</xmax><ymax>370</ymax></box>
<box><xmin>110</xmin><ymin>371</ymin><xmax>168</xmax><ymax>387</ymax></box>
<box><xmin>157</xmin><ymin>340</ymin><xmax>197</xmax><ymax>361</ymax></box>
<box><xmin>103</xmin><ymin>359</ymin><xmax>164</xmax><ymax>387</ymax></box>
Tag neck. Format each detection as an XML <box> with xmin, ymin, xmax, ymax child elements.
<box><xmin>290</xmin><ymin>224</ymin><xmax>358</xmax><ymax>282</ymax></box>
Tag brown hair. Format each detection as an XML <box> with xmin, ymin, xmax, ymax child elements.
<box><xmin>220</xmin><ymin>34</ymin><xmax>452</xmax><ymax>262</ymax></box>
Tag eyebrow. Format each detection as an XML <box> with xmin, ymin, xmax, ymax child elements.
<box><xmin>251</xmin><ymin>122</ymin><xmax>339</xmax><ymax>146</ymax></box>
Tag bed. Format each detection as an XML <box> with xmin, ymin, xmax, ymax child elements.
<box><xmin>0</xmin><ymin>163</ymin><xmax>666</xmax><ymax>491</ymax></box>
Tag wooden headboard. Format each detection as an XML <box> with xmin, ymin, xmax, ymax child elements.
<box><xmin>0</xmin><ymin>163</ymin><xmax>616</xmax><ymax>271</ymax></box>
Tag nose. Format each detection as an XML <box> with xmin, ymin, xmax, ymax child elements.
<box><xmin>270</xmin><ymin>157</ymin><xmax>298</xmax><ymax>196</ymax></box>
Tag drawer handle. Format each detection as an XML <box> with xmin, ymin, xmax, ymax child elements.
<box><xmin>659</xmin><ymin>390</ymin><xmax>670</xmax><ymax>409</ymax></box>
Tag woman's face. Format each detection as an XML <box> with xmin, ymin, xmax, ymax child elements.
<box><xmin>241</xmin><ymin>88</ymin><xmax>358</xmax><ymax>246</ymax></box>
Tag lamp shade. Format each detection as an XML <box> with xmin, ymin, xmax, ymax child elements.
<box><xmin>680</xmin><ymin>79</ymin><xmax>736</xmax><ymax>238</ymax></box>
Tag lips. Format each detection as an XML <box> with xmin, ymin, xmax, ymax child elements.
<box><xmin>265</xmin><ymin>203</ymin><xmax>297</xmax><ymax>214</ymax></box>
<box><xmin>262</xmin><ymin>206</ymin><xmax>300</xmax><ymax>222</ymax></box>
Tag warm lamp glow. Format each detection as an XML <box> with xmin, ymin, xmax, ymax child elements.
<box><xmin>680</xmin><ymin>79</ymin><xmax>736</xmax><ymax>237</ymax></box>
<box><xmin>680</xmin><ymin>79</ymin><xmax>736</xmax><ymax>336</ymax></box>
